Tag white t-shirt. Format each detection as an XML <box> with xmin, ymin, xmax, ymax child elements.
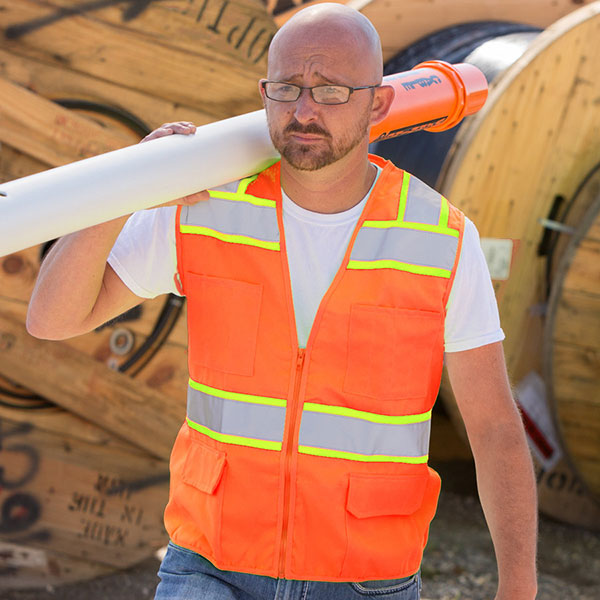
<box><xmin>108</xmin><ymin>174</ymin><xmax>504</xmax><ymax>352</ymax></box>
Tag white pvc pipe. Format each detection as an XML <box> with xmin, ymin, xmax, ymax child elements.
<box><xmin>0</xmin><ymin>62</ymin><xmax>488</xmax><ymax>258</ymax></box>
<box><xmin>0</xmin><ymin>110</ymin><xmax>278</xmax><ymax>257</ymax></box>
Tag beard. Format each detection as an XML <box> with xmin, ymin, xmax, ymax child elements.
<box><xmin>266</xmin><ymin>102</ymin><xmax>373</xmax><ymax>171</ymax></box>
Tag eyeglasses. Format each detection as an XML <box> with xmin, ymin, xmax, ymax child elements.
<box><xmin>261</xmin><ymin>81</ymin><xmax>380</xmax><ymax>105</ymax></box>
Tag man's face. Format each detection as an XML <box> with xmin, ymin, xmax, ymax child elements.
<box><xmin>261</xmin><ymin>29</ymin><xmax>377</xmax><ymax>171</ymax></box>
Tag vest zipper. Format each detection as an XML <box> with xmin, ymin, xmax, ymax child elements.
<box><xmin>279</xmin><ymin>347</ymin><xmax>305</xmax><ymax>577</ymax></box>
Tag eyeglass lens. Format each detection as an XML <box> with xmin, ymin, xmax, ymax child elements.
<box><xmin>265</xmin><ymin>83</ymin><xmax>350</xmax><ymax>105</ymax></box>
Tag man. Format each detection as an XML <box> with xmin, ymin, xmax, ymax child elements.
<box><xmin>27</xmin><ymin>4</ymin><xmax>538</xmax><ymax>599</ymax></box>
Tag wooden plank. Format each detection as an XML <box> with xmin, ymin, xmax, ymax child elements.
<box><xmin>0</xmin><ymin>413</ymin><xmax>169</xmax><ymax>569</ymax></box>
<box><xmin>0</xmin><ymin>542</ymin><xmax>115</xmax><ymax>590</ymax></box>
<box><xmin>0</xmin><ymin>142</ymin><xmax>48</xmax><ymax>182</ymax></box>
<box><xmin>23</xmin><ymin>0</ymin><xmax>276</xmax><ymax>70</ymax></box>
<box><xmin>549</xmin><ymin>204</ymin><xmax>600</xmax><ymax>498</ymax></box>
<box><xmin>553</xmin><ymin>290</ymin><xmax>600</xmax><ymax>350</ymax></box>
<box><xmin>0</xmin><ymin>48</ymin><xmax>216</xmax><ymax>131</ymax></box>
<box><xmin>0</xmin><ymin>247</ymin><xmax>40</xmax><ymax>301</ymax></box>
<box><xmin>553</xmin><ymin>342</ymin><xmax>600</xmax><ymax>409</ymax></box>
<box><xmin>554</xmin><ymin>396</ymin><xmax>600</xmax><ymax>487</ymax></box>
<box><xmin>0</xmin><ymin>402</ymin><xmax>156</xmax><ymax>451</ymax></box>
<box><xmin>0</xmin><ymin>310</ymin><xmax>183</xmax><ymax>460</ymax></box>
<box><xmin>0</xmin><ymin>77</ymin><xmax>134</xmax><ymax>167</ymax></box>
<box><xmin>547</xmin><ymin>167</ymin><xmax>600</xmax><ymax>284</ymax></box>
<box><xmin>535</xmin><ymin>455</ymin><xmax>600</xmax><ymax>531</ymax></box>
<box><xmin>1</xmin><ymin>0</ymin><xmax>265</xmax><ymax>120</ymax></box>
<box><xmin>562</xmin><ymin>241</ymin><xmax>600</xmax><ymax>294</ymax></box>
<box><xmin>0</xmin><ymin>297</ymin><xmax>189</xmax><ymax>409</ymax></box>
<box><xmin>0</xmin><ymin>299</ymin><xmax>188</xmax><ymax>439</ymax></box>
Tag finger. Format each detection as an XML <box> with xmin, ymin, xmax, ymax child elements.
<box><xmin>140</xmin><ymin>121</ymin><xmax>197</xmax><ymax>143</ymax></box>
<box><xmin>141</xmin><ymin>127</ymin><xmax>173</xmax><ymax>142</ymax></box>
<box><xmin>168</xmin><ymin>122</ymin><xmax>196</xmax><ymax>134</ymax></box>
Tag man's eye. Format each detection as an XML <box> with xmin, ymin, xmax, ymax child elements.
<box><xmin>276</xmin><ymin>84</ymin><xmax>295</xmax><ymax>93</ymax></box>
<box><xmin>321</xmin><ymin>86</ymin><xmax>341</xmax><ymax>95</ymax></box>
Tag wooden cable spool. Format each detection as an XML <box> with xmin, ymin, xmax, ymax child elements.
<box><xmin>372</xmin><ymin>2</ymin><xmax>600</xmax><ymax>527</ymax></box>
<box><xmin>544</xmin><ymin>170</ymin><xmax>600</xmax><ymax>501</ymax></box>
<box><xmin>436</xmin><ymin>3</ymin><xmax>600</xmax><ymax>526</ymax></box>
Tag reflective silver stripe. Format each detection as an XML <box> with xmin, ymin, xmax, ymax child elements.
<box><xmin>298</xmin><ymin>411</ymin><xmax>431</xmax><ymax>458</ymax></box>
<box><xmin>403</xmin><ymin>176</ymin><xmax>442</xmax><ymax>225</ymax></box>
<box><xmin>350</xmin><ymin>227</ymin><xmax>458</xmax><ymax>271</ymax></box>
<box><xmin>187</xmin><ymin>384</ymin><xmax>286</xmax><ymax>445</ymax></box>
<box><xmin>181</xmin><ymin>197</ymin><xmax>279</xmax><ymax>244</ymax></box>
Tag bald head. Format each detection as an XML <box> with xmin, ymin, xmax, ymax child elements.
<box><xmin>268</xmin><ymin>3</ymin><xmax>383</xmax><ymax>84</ymax></box>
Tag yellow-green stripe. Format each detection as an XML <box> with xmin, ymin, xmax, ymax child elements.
<box><xmin>208</xmin><ymin>191</ymin><xmax>276</xmax><ymax>207</ymax></box>
<box><xmin>179</xmin><ymin>224</ymin><xmax>280</xmax><ymax>250</ymax></box>
<box><xmin>396</xmin><ymin>172</ymin><xmax>411</xmax><ymax>223</ymax></box>
<box><xmin>189</xmin><ymin>379</ymin><xmax>286</xmax><ymax>408</ymax></box>
<box><xmin>360</xmin><ymin>219</ymin><xmax>459</xmax><ymax>237</ymax></box>
<box><xmin>347</xmin><ymin>259</ymin><xmax>451</xmax><ymax>278</ymax></box>
<box><xmin>303</xmin><ymin>403</ymin><xmax>431</xmax><ymax>424</ymax></box>
<box><xmin>438</xmin><ymin>196</ymin><xmax>450</xmax><ymax>228</ymax></box>
<box><xmin>298</xmin><ymin>445</ymin><xmax>429</xmax><ymax>464</ymax></box>
<box><xmin>236</xmin><ymin>175</ymin><xmax>259</xmax><ymax>194</ymax></box>
<box><xmin>187</xmin><ymin>418</ymin><xmax>282</xmax><ymax>451</ymax></box>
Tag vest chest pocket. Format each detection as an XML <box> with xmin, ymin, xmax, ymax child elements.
<box><xmin>343</xmin><ymin>304</ymin><xmax>444</xmax><ymax>402</ymax></box>
<box><xmin>186</xmin><ymin>273</ymin><xmax>263</xmax><ymax>377</ymax></box>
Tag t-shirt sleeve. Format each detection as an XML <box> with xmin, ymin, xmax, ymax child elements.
<box><xmin>444</xmin><ymin>216</ymin><xmax>505</xmax><ymax>353</ymax></box>
<box><xmin>107</xmin><ymin>206</ymin><xmax>180</xmax><ymax>299</ymax></box>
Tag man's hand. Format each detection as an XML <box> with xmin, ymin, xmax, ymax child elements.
<box><xmin>141</xmin><ymin>121</ymin><xmax>209</xmax><ymax>207</ymax></box>
<box><xmin>141</xmin><ymin>121</ymin><xmax>197</xmax><ymax>142</ymax></box>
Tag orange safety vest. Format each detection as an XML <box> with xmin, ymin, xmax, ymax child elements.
<box><xmin>165</xmin><ymin>155</ymin><xmax>465</xmax><ymax>582</ymax></box>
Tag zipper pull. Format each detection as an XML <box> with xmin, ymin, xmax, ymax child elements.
<box><xmin>297</xmin><ymin>348</ymin><xmax>306</xmax><ymax>370</ymax></box>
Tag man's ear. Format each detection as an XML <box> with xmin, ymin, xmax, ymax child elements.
<box><xmin>370</xmin><ymin>85</ymin><xmax>395</xmax><ymax>126</ymax></box>
<box><xmin>258</xmin><ymin>79</ymin><xmax>267</xmax><ymax>105</ymax></box>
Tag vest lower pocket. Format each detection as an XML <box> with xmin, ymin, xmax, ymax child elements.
<box><xmin>346</xmin><ymin>473</ymin><xmax>427</xmax><ymax>518</ymax></box>
<box><xmin>341</xmin><ymin>472</ymin><xmax>429</xmax><ymax>578</ymax></box>
<box><xmin>186</xmin><ymin>272</ymin><xmax>263</xmax><ymax>377</ymax></box>
<box><xmin>182</xmin><ymin>435</ymin><xmax>226</xmax><ymax>494</ymax></box>
<box><xmin>343</xmin><ymin>304</ymin><xmax>443</xmax><ymax>402</ymax></box>
<box><xmin>171</xmin><ymin>428</ymin><xmax>227</xmax><ymax>560</ymax></box>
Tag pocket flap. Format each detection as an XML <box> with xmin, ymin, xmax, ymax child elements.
<box><xmin>182</xmin><ymin>441</ymin><xmax>226</xmax><ymax>494</ymax></box>
<box><xmin>346</xmin><ymin>473</ymin><xmax>428</xmax><ymax>518</ymax></box>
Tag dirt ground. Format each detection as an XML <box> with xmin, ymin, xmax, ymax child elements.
<box><xmin>4</xmin><ymin>462</ymin><xmax>600</xmax><ymax>600</ymax></box>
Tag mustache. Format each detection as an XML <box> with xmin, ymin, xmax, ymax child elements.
<box><xmin>284</xmin><ymin>120</ymin><xmax>330</xmax><ymax>137</ymax></box>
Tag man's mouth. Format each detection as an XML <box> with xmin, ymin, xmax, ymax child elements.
<box><xmin>289</xmin><ymin>133</ymin><xmax>325</xmax><ymax>142</ymax></box>
<box><xmin>284</xmin><ymin>121</ymin><xmax>330</xmax><ymax>140</ymax></box>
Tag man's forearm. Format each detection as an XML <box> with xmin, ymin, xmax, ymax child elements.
<box><xmin>471</xmin><ymin>414</ymin><xmax>538</xmax><ymax>599</ymax></box>
<box><xmin>27</xmin><ymin>215</ymin><xmax>130</xmax><ymax>339</ymax></box>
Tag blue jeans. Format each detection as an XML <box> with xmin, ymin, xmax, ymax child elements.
<box><xmin>155</xmin><ymin>542</ymin><xmax>421</xmax><ymax>599</ymax></box>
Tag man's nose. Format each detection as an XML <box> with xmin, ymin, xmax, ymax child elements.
<box><xmin>293</xmin><ymin>88</ymin><xmax>319</xmax><ymax>123</ymax></box>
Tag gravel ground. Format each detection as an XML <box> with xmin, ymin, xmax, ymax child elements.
<box><xmin>4</xmin><ymin>478</ymin><xmax>599</xmax><ymax>599</ymax></box>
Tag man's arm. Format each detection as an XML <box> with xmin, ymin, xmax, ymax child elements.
<box><xmin>27</xmin><ymin>121</ymin><xmax>205</xmax><ymax>340</ymax></box>
<box><xmin>444</xmin><ymin>341</ymin><xmax>538</xmax><ymax>600</ymax></box>
<box><xmin>27</xmin><ymin>216</ymin><xmax>144</xmax><ymax>339</ymax></box>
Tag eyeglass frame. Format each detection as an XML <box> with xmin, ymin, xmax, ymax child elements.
<box><xmin>260</xmin><ymin>80</ymin><xmax>380</xmax><ymax>105</ymax></box>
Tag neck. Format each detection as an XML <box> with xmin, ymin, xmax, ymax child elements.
<box><xmin>280</xmin><ymin>145</ymin><xmax>376</xmax><ymax>214</ymax></box>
